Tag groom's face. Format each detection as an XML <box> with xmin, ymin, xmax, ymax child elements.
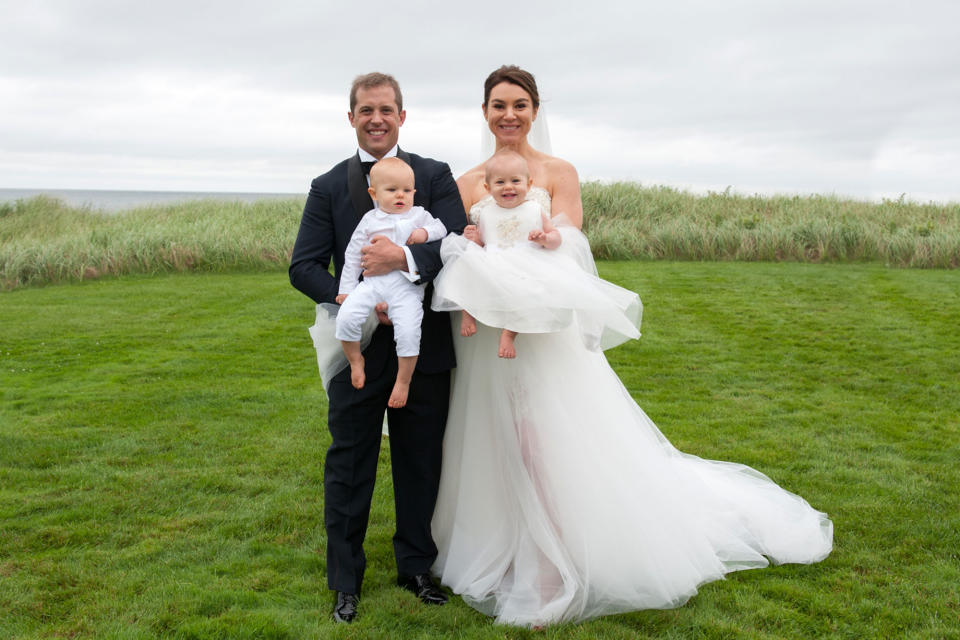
<box><xmin>349</xmin><ymin>85</ymin><xmax>406</xmax><ymax>159</ymax></box>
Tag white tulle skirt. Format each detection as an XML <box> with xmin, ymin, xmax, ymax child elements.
<box><xmin>430</xmin><ymin>230</ymin><xmax>832</xmax><ymax>627</ymax></box>
<box><xmin>432</xmin><ymin>232</ymin><xmax>642</xmax><ymax>351</ymax></box>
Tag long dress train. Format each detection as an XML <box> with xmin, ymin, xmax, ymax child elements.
<box><xmin>430</xmin><ymin>188</ymin><xmax>832</xmax><ymax>627</ymax></box>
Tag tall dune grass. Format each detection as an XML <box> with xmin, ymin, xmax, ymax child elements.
<box><xmin>2</xmin><ymin>185</ymin><xmax>958</xmax><ymax>290</ymax></box>
<box><xmin>1</xmin><ymin>196</ymin><xmax>301</xmax><ymax>290</ymax></box>
<box><xmin>582</xmin><ymin>183</ymin><xmax>960</xmax><ymax>267</ymax></box>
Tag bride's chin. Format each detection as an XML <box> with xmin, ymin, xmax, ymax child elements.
<box><xmin>494</xmin><ymin>133</ymin><xmax>526</xmax><ymax>146</ymax></box>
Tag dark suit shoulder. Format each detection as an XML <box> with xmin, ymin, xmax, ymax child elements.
<box><xmin>404</xmin><ymin>152</ymin><xmax>449</xmax><ymax>175</ymax></box>
<box><xmin>310</xmin><ymin>158</ymin><xmax>351</xmax><ymax>192</ymax></box>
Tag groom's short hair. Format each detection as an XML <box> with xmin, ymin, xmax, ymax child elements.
<box><xmin>350</xmin><ymin>72</ymin><xmax>403</xmax><ymax>112</ymax></box>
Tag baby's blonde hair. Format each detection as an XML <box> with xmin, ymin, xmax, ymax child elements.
<box><xmin>484</xmin><ymin>150</ymin><xmax>529</xmax><ymax>184</ymax></box>
<box><xmin>369</xmin><ymin>156</ymin><xmax>414</xmax><ymax>187</ymax></box>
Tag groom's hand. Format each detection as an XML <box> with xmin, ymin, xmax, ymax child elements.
<box><xmin>374</xmin><ymin>302</ymin><xmax>392</xmax><ymax>326</ymax></box>
<box><xmin>361</xmin><ymin>235</ymin><xmax>407</xmax><ymax>276</ymax></box>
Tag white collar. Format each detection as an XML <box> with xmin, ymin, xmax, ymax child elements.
<box><xmin>357</xmin><ymin>145</ymin><xmax>399</xmax><ymax>163</ymax></box>
<box><xmin>372</xmin><ymin>205</ymin><xmax>415</xmax><ymax>219</ymax></box>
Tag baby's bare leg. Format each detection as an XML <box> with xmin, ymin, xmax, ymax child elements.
<box><xmin>341</xmin><ymin>340</ymin><xmax>365</xmax><ymax>389</ymax></box>
<box><xmin>498</xmin><ymin>329</ymin><xmax>518</xmax><ymax>359</ymax></box>
<box><xmin>460</xmin><ymin>310</ymin><xmax>477</xmax><ymax>337</ymax></box>
<box><xmin>389</xmin><ymin>355</ymin><xmax>417</xmax><ymax>408</ymax></box>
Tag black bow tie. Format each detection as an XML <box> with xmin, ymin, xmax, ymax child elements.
<box><xmin>361</xmin><ymin>161</ymin><xmax>375</xmax><ymax>175</ymax></box>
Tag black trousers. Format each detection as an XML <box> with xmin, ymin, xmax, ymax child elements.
<box><xmin>323</xmin><ymin>355</ymin><xmax>450</xmax><ymax>595</ymax></box>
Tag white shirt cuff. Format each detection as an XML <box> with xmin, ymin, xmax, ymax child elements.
<box><xmin>402</xmin><ymin>246</ymin><xmax>420</xmax><ymax>283</ymax></box>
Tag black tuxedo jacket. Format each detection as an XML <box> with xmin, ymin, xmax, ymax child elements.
<box><xmin>289</xmin><ymin>149</ymin><xmax>466</xmax><ymax>375</ymax></box>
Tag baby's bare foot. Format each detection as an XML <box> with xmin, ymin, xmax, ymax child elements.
<box><xmin>388</xmin><ymin>380</ymin><xmax>409</xmax><ymax>408</ymax></box>
<box><xmin>461</xmin><ymin>312</ymin><xmax>477</xmax><ymax>337</ymax></box>
<box><xmin>349</xmin><ymin>358</ymin><xmax>365</xmax><ymax>389</ymax></box>
<box><xmin>498</xmin><ymin>331</ymin><xmax>516</xmax><ymax>359</ymax></box>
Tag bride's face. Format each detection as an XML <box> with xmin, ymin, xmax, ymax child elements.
<box><xmin>483</xmin><ymin>82</ymin><xmax>537</xmax><ymax>145</ymax></box>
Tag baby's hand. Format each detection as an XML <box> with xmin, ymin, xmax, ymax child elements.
<box><xmin>335</xmin><ymin>294</ymin><xmax>347</xmax><ymax>304</ymax></box>
<box><xmin>464</xmin><ymin>225</ymin><xmax>483</xmax><ymax>246</ymax></box>
<box><xmin>531</xmin><ymin>216</ymin><xmax>561</xmax><ymax>250</ymax></box>
<box><xmin>406</xmin><ymin>228</ymin><xmax>428</xmax><ymax>245</ymax></box>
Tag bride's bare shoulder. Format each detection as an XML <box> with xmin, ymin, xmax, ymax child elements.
<box><xmin>457</xmin><ymin>163</ymin><xmax>486</xmax><ymax>186</ymax></box>
<box><xmin>532</xmin><ymin>155</ymin><xmax>579</xmax><ymax>197</ymax></box>
<box><xmin>456</xmin><ymin>165</ymin><xmax>487</xmax><ymax>206</ymax></box>
<box><xmin>543</xmin><ymin>155</ymin><xmax>579</xmax><ymax>179</ymax></box>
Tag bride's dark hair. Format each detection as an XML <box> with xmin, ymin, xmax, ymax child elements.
<box><xmin>483</xmin><ymin>65</ymin><xmax>540</xmax><ymax>109</ymax></box>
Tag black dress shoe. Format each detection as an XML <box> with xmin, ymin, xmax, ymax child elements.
<box><xmin>333</xmin><ymin>591</ymin><xmax>359</xmax><ymax>623</ymax></box>
<box><xmin>397</xmin><ymin>573</ymin><xmax>448</xmax><ymax>605</ymax></box>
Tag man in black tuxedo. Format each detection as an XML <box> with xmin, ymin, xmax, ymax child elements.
<box><xmin>289</xmin><ymin>72</ymin><xmax>466</xmax><ymax>623</ymax></box>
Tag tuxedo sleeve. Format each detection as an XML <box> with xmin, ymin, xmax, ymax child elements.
<box><xmin>289</xmin><ymin>181</ymin><xmax>339</xmax><ymax>304</ymax></box>
<box><xmin>407</xmin><ymin>163</ymin><xmax>466</xmax><ymax>283</ymax></box>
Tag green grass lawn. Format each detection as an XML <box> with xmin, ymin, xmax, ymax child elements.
<box><xmin>1</xmin><ymin>263</ymin><xmax>958</xmax><ymax>639</ymax></box>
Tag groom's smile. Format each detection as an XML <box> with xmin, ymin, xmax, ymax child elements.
<box><xmin>349</xmin><ymin>85</ymin><xmax>406</xmax><ymax>159</ymax></box>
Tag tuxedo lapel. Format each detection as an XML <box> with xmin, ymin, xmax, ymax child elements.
<box><xmin>397</xmin><ymin>148</ymin><xmax>423</xmax><ymax>207</ymax></box>
<box><xmin>347</xmin><ymin>153</ymin><xmax>374</xmax><ymax>218</ymax></box>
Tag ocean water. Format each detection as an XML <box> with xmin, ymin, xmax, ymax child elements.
<box><xmin>0</xmin><ymin>188</ymin><xmax>305</xmax><ymax>213</ymax></box>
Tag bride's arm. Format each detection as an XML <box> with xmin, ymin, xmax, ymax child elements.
<box><xmin>547</xmin><ymin>159</ymin><xmax>583</xmax><ymax>229</ymax></box>
<box><xmin>456</xmin><ymin>167</ymin><xmax>486</xmax><ymax>243</ymax></box>
<box><xmin>456</xmin><ymin>166</ymin><xmax>485</xmax><ymax>213</ymax></box>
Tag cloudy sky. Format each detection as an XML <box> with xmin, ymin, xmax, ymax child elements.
<box><xmin>2</xmin><ymin>0</ymin><xmax>959</xmax><ymax>203</ymax></box>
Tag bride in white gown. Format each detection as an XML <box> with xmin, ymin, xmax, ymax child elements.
<box><xmin>429</xmin><ymin>66</ymin><xmax>832</xmax><ymax>628</ymax></box>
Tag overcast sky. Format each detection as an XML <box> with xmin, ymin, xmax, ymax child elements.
<box><xmin>2</xmin><ymin>0</ymin><xmax>959</xmax><ymax>203</ymax></box>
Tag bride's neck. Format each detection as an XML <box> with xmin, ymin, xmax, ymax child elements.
<box><xmin>495</xmin><ymin>138</ymin><xmax>536</xmax><ymax>156</ymax></box>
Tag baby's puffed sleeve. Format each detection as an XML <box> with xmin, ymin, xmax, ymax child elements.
<box><xmin>417</xmin><ymin>207</ymin><xmax>448</xmax><ymax>242</ymax></box>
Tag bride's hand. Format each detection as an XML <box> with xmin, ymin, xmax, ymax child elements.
<box><xmin>375</xmin><ymin>301</ymin><xmax>392</xmax><ymax>325</ymax></box>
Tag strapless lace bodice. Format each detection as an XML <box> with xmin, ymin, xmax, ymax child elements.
<box><xmin>468</xmin><ymin>186</ymin><xmax>552</xmax><ymax>225</ymax></box>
